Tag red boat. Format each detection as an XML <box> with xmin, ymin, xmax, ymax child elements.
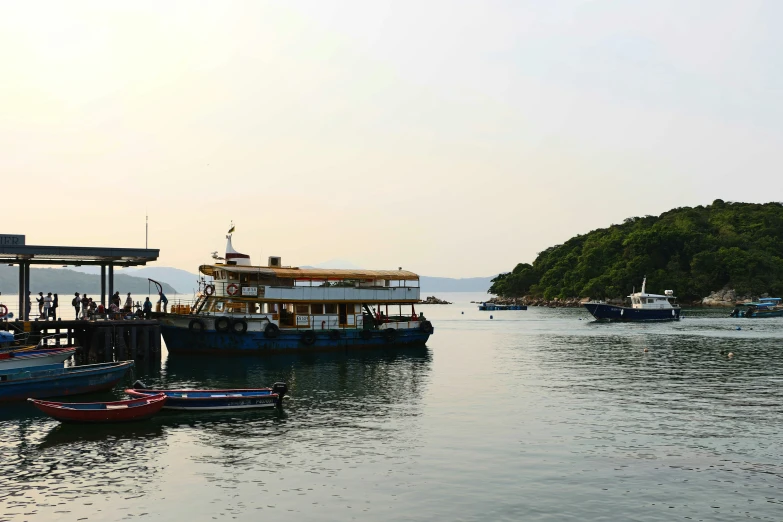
<box><xmin>28</xmin><ymin>394</ymin><xmax>167</xmax><ymax>423</ymax></box>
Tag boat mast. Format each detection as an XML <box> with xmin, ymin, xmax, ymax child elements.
<box><xmin>641</xmin><ymin>276</ymin><xmax>647</xmax><ymax>294</ymax></box>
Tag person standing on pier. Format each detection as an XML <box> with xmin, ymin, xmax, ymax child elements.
<box><xmin>43</xmin><ymin>292</ymin><xmax>52</xmax><ymax>320</ymax></box>
<box><xmin>158</xmin><ymin>291</ymin><xmax>168</xmax><ymax>313</ymax></box>
<box><xmin>81</xmin><ymin>294</ymin><xmax>90</xmax><ymax>319</ymax></box>
<box><xmin>111</xmin><ymin>291</ymin><xmax>121</xmax><ymax>309</ymax></box>
<box><xmin>36</xmin><ymin>292</ymin><xmax>44</xmax><ymax>318</ymax></box>
<box><xmin>51</xmin><ymin>293</ymin><xmax>58</xmax><ymax>321</ymax></box>
<box><xmin>73</xmin><ymin>293</ymin><xmax>81</xmax><ymax>319</ymax></box>
<box><xmin>124</xmin><ymin>292</ymin><xmax>133</xmax><ymax>312</ymax></box>
<box><xmin>143</xmin><ymin>297</ymin><xmax>152</xmax><ymax>318</ymax></box>
<box><xmin>26</xmin><ymin>292</ymin><xmax>31</xmax><ymax>320</ymax></box>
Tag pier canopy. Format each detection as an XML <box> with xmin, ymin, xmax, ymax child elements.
<box><xmin>199</xmin><ymin>265</ymin><xmax>419</xmax><ymax>281</ymax></box>
<box><xmin>0</xmin><ymin>244</ymin><xmax>159</xmax><ymax>266</ymax></box>
<box><xmin>0</xmin><ymin>235</ymin><xmax>159</xmax><ymax>320</ymax></box>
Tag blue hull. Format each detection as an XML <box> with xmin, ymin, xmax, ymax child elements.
<box><xmin>161</xmin><ymin>326</ymin><xmax>432</xmax><ymax>354</ymax></box>
<box><xmin>583</xmin><ymin>303</ymin><xmax>680</xmax><ymax>322</ymax></box>
<box><xmin>0</xmin><ymin>361</ymin><xmax>134</xmax><ymax>402</ymax></box>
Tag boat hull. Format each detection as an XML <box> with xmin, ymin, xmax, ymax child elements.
<box><xmin>0</xmin><ymin>361</ymin><xmax>134</xmax><ymax>402</ymax></box>
<box><xmin>0</xmin><ymin>348</ymin><xmax>76</xmax><ymax>370</ymax></box>
<box><xmin>160</xmin><ymin>325</ymin><xmax>431</xmax><ymax>354</ymax></box>
<box><xmin>583</xmin><ymin>303</ymin><xmax>681</xmax><ymax>322</ymax></box>
<box><xmin>29</xmin><ymin>394</ymin><xmax>166</xmax><ymax>423</ymax></box>
<box><xmin>126</xmin><ymin>388</ymin><xmax>280</xmax><ymax>411</ymax></box>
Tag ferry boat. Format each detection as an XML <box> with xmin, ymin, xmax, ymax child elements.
<box><xmin>583</xmin><ymin>278</ymin><xmax>681</xmax><ymax>322</ymax></box>
<box><xmin>159</xmin><ymin>231</ymin><xmax>434</xmax><ymax>354</ymax></box>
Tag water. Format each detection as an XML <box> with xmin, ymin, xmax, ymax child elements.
<box><xmin>2</xmin><ymin>292</ymin><xmax>782</xmax><ymax>521</ymax></box>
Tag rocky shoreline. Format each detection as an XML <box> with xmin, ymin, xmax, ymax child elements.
<box><xmin>485</xmin><ymin>287</ymin><xmax>768</xmax><ymax>308</ymax></box>
<box><xmin>418</xmin><ymin>296</ymin><xmax>452</xmax><ymax>305</ymax></box>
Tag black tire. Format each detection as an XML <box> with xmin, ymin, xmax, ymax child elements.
<box><xmin>359</xmin><ymin>329</ymin><xmax>372</xmax><ymax>340</ymax></box>
<box><xmin>301</xmin><ymin>330</ymin><xmax>316</xmax><ymax>345</ymax></box>
<box><xmin>231</xmin><ymin>318</ymin><xmax>248</xmax><ymax>334</ymax></box>
<box><xmin>264</xmin><ymin>323</ymin><xmax>280</xmax><ymax>339</ymax></box>
<box><xmin>188</xmin><ymin>318</ymin><xmax>206</xmax><ymax>333</ymax></box>
<box><xmin>419</xmin><ymin>320</ymin><xmax>434</xmax><ymax>335</ymax></box>
<box><xmin>215</xmin><ymin>316</ymin><xmax>231</xmax><ymax>333</ymax></box>
<box><xmin>329</xmin><ymin>329</ymin><xmax>341</xmax><ymax>340</ymax></box>
<box><xmin>383</xmin><ymin>328</ymin><xmax>397</xmax><ymax>343</ymax></box>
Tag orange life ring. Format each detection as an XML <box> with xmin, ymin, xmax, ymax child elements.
<box><xmin>204</xmin><ymin>284</ymin><xmax>215</xmax><ymax>296</ymax></box>
<box><xmin>226</xmin><ymin>284</ymin><xmax>239</xmax><ymax>296</ymax></box>
<box><xmin>0</xmin><ymin>304</ymin><xmax>7</xmax><ymax>317</ymax></box>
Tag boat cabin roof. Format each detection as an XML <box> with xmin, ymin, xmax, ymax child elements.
<box><xmin>200</xmin><ymin>264</ymin><xmax>420</xmax><ymax>281</ymax></box>
<box><xmin>739</xmin><ymin>302</ymin><xmax>774</xmax><ymax>307</ymax></box>
<box><xmin>628</xmin><ymin>292</ymin><xmax>674</xmax><ymax>299</ymax></box>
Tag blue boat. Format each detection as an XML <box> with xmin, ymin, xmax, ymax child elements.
<box><xmin>126</xmin><ymin>381</ymin><xmax>288</xmax><ymax>410</ymax></box>
<box><xmin>0</xmin><ymin>361</ymin><xmax>134</xmax><ymax>402</ymax></box>
<box><xmin>478</xmin><ymin>303</ymin><xmax>527</xmax><ymax>311</ymax></box>
<box><xmin>583</xmin><ymin>278</ymin><xmax>681</xmax><ymax>322</ymax></box>
<box><xmin>729</xmin><ymin>298</ymin><xmax>783</xmax><ymax>318</ymax></box>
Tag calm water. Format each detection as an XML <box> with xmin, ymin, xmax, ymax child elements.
<box><xmin>1</xmin><ymin>293</ymin><xmax>782</xmax><ymax>521</ymax></box>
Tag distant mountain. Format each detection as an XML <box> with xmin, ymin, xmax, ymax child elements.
<box><xmin>68</xmin><ymin>266</ymin><xmax>200</xmax><ymax>295</ymax></box>
<box><xmin>0</xmin><ymin>266</ymin><xmax>177</xmax><ymax>296</ymax></box>
<box><xmin>53</xmin><ymin>264</ymin><xmax>494</xmax><ymax>295</ymax></box>
<box><xmin>419</xmin><ymin>275</ymin><xmax>493</xmax><ymax>293</ymax></box>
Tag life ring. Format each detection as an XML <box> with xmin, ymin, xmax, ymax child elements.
<box><xmin>328</xmin><ymin>329</ymin><xmax>341</xmax><ymax>340</ymax></box>
<box><xmin>226</xmin><ymin>284</ymin><xmax>239</xmax><ymax>296</ymax></box>
<box><xmin>215</xmin><ymin>316</ymin><xmax>231</xmax><ymax>332</ymax></box>
<box><xmin>301</xmin><ymin>330</ymin><xmax>316</xmax><ymax>345</ymax></box>
<box><xmin>231</xmin><ymin>318</ymin><xmax>248</xmax><ymax>334</ymax></box>
<box><xmin>204</xmin><ymin>285</ymin><xmax>215</xmax><ymax>296</ymax></box>
<box><xmin>383</xmin><ymin>328</ymin><xmax>397</xmax><ymax>343</ymax></box>
<box><xmin>0</xmin><ymin>304</ymin><xmax>7</xmax><ymax>318</ymax></box>
<box><xmin>188</xmin><ymin>318</ymin><xmax>206</xmax><ymax>333</ymax></box>
<box><xmin>264</xmin><ymin>323</ymin><xmax>280</xmax><ymax>338</ymax></box>
<box><xmin>419</xmin><ymin>320</ymin><xmax>434</xmax><ymax>335</ymax></box>
<box><xmin>359</xmin><ymin>329</ymin><xmax>372</xmax><ymax>340</ymax></box>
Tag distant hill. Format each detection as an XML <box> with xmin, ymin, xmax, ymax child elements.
<box><xmin>69</xmin><ymin>266</ymin><xmax>200</xmax><ymax>295</ymax></box>
<box><xmin>419</xmin><ymin>275</ymin><xmax>493</xmax><ymax>293</ymax></box>
<box><xmin>489</xmin><ymin>200</ymin><xmax>783</xmax><ymax>301</ymax></box>
<box><xmin>0</xmin><ymin>266</ymin><xmax>177</xmax><ymax>296</ymax></box>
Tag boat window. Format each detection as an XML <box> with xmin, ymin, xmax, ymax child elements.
<box><xmin>311</xmin><ymin>303</ymin><xmax>324</xmax><ymax>314</ymax></box>
<box><xmin>295</xmin><ymin>304</ymin><xmax>309</xmax><ymax>314</ymax></box>
<box><xmin>325</xmin><ymin>303</ymin><xmax>337</xmax><ymax>314</ymax></box>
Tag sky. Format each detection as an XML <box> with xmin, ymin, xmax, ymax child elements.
<box><xmin>1</xmin><ymin>1</ymin><xmax>781</xmax><ymax>277</ymax></box>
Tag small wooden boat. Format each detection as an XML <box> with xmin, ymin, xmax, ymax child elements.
<box><xmin>29</xmin><ymin>394</ymin><xmax>166</xmax><ymax>423</ymax></box>
<box><xmin>0</xmin><ymin>361</ymin><xmax>134</xmax><ymax>402</ymax></box>
<box><xmin>125</xmin><ymin>381</ymin><xmax>288</xmax><ymax>410</ymax></box>
<box><xmin>0</xmin><ymin>347</ymin><xmax>76</xmax><ymax>370</ymax></box>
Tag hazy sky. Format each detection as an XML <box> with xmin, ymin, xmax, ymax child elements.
<box><xmin>2</xmin><ymin>1</ymin><xmax>781</xmax><ymax>277</ymax></box>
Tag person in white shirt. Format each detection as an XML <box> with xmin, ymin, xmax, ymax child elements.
<box><xmin>43</xmin><ymin>292</ymin><xmax>52</xmax><ymax>321</ymax></box>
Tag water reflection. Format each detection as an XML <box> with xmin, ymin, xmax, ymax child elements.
<box><xmin>0</xmin><ymin>346</ymin><xmax>433</xmax><ymax>518</ymax></box>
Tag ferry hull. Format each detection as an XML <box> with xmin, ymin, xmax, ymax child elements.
<box><xmin>583</xmin><ymin>303</ymin><xmax>681</xmax><ymax>322</ymax></box>
<box><xmin>161</xmin><ymin>326</ymin><xmax>431</xmax><ymax>354</ymax></box>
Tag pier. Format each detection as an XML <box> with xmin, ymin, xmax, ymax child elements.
<box><xmin>0</xmin><ymin>234</ymin><xmax>161</xmax><ymax>363</ymax></box>
<box><xmin>0</xmin><ymin>319</ymin><xmax>162</xmax><ymax>363</ymax></box>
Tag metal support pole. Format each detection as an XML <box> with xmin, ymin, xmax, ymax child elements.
<box><xmin>108</xmin><ymin>264</ymin><xmax>114</xmax><ymax>307</ymax></box>
<box><xmin>100</xmin><ymin>265</ymin><xmax>106</xmax><ymax>306</ymax></box>
<box><xmin>23</xmin><ymin>262</ymin><xmax>30</xmax><ymax>321</ymax></box>
<box><xmin>17</xmin><ymin>263</ymin><xmax>23</xmax><ymax>320</ymax></box>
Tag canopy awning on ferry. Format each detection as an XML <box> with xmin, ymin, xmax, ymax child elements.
<box><xmin>199</xmin><ymin>265</ymin><xmax>420</xmax><ymax>281</ymax></box>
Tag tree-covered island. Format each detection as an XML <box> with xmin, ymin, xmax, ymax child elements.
<box><xmin>490</xmin><ymin>201</ymin><xmax>783</xmax><ymax>303</ymax></box>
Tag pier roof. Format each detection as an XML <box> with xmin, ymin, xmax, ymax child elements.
<box><xmin>199</xmin><ymin>264</ymin><xmax>420</xmax><ymax>281</ymax></box>
<box><xmin>0</xmin><ymin>244</ymin><xmax>159</xmax><ymax>266</ymax></box>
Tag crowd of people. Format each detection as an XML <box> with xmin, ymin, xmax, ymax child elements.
<box><xmin>21</xmin><ymin>290</ymin><xmax>169</xmax><ymax>320</ymax></box>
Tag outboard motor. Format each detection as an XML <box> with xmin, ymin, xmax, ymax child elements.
<box><xmin>132</xmin><ymin>380</ymin><xmax>148</xmax><ymax>390</ymax></box>
<box><xmin>272</xmin><ymin>382</ymin><xmax>288</xmax><ymax>407</ymax></box>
